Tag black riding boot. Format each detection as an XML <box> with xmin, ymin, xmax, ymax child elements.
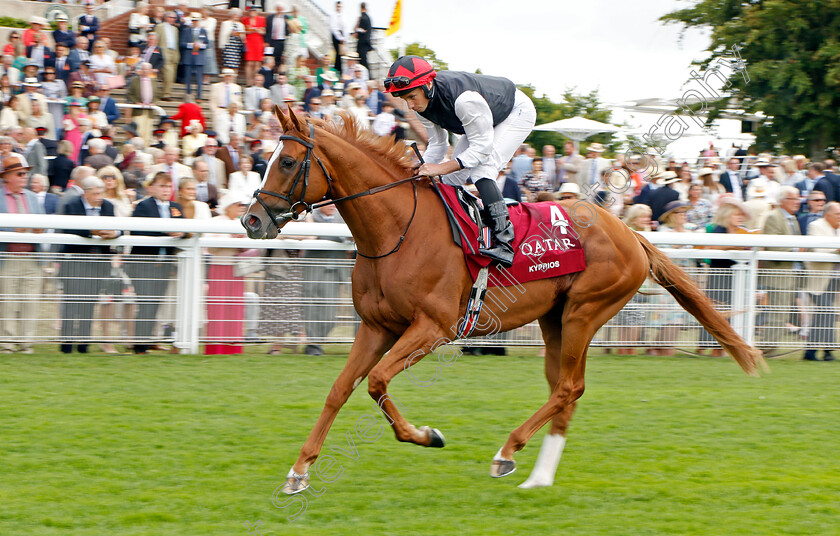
<box><xmin>475</xmin><ymin>178</ymin><xmax>515</xmax><ymax>267</ymax></box>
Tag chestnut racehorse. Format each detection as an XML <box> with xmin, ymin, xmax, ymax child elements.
<box><xmin>242</xmin><ymin>108</ymin><xmax>766</xmax><ymax>493</ymax></box>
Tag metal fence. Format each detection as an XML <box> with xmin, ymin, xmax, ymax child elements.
<box><xmin>0</xmin><ymin>214</ymin><xmax>837</xmax><ymax>354</ymax></box>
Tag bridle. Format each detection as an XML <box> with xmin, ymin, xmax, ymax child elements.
<box><xmin>251</xmin><ymin>124</ymin><xmax>422</xmax><ymax>259</ymax></box>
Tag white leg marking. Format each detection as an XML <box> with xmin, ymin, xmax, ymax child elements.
<box><xmin>352</xmin><ymin>376</ymin><xmax>363</xmax><ymax>390</ymax></box>
<box><xmin>518</xmin><ymin>434</ymin><xmax>566</xmax><ymax>489</ymax></box>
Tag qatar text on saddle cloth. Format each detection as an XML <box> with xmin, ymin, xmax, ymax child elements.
<box><xmin>438</xmin><ymin>184</ymin><xmax>586</xmax><ymax>288</ymax></box>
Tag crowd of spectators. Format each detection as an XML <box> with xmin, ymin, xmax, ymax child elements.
<box><xmin>507</xmin><ymin>140</ymin><xmax>840</xmax><ymax>360</ymax></box>
<box><xmin>0</xmin><ymin>2</ymin><xmax>836</xmax><ymax>359</ymax></box>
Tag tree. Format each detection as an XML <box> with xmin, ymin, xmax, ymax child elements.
<box><xmin>388</xmin><ymin>43</ymin><xmax>449</xmax><ymax>71</ymax></box>
<box><xmin>520</xmin><ymin>86</ymin><xmax>618</xmax><ymax>156</ymax></box>
<box><xmin>661</xmin><ymin>0</ymin><xmax>840</xmax><ymax>158</ymax></box>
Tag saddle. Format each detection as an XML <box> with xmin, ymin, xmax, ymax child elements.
<box><xmin>432</xmin><ymin>183</ymin><xmax>587</xmax><ymax>288</ymax></box>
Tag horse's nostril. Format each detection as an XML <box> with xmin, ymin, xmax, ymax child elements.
<box><xmin>245</xmin><ymin>215</ymin><xmax>261</xmax><ymax>230</ymax></box>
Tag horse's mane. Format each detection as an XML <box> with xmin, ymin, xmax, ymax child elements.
<box><xmin>313</xmin><ymin>112</ymin><xmax>416</xmax><ymax>174</ymax></box>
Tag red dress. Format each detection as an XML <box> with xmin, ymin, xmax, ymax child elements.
<box><xmin>243</xmin><ymin>15</ymin><xmax>265</xmax><ymax>62</ymax></box>
<box><xmin>170</xmin><ymin>101</ymin><xmax>206</xmax><ymax>136</ymax></box>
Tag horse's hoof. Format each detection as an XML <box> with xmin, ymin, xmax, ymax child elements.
<box><xmin>428</xmin><ymin>427</ymin><xmax>446</xmax><ymax>448</ymax></box>
<box><xmin>490</xmin><ymin>458</ymin><xmax>516</xmax><ymax>478</ymax></box>
<box><xmin>283</xmin><ymin>469</ymin><xmax>310</xmax><ymax>495</ymax></box>
<box><xmin>418</xmin><ymin>426</ymin><xmax>446</xmax><ymax>448</ymax></box>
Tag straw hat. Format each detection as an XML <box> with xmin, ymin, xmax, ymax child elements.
<box><xmin>755</xmin><ymin>157</ymin><xmax>777</xmax><ymax>167</ymax></box>
<box><xmin>22</xmin><ymin>77</ymin><xmax>41</xmax><ymax>88</ymax></box>
<box><xmin>217</xmin><ymin>192</ymin><xmax>248</xmax><ymax>213</ymax></box>
<box><xmin>190</xmin><ymin>12</ymin><xmax>202</xmax><ymax>20</ymax></box>
<box><xmin>698</xmin><ymin>167</ymin><xmax>714</xmax><ymax>177</ymax></box>
<box><xmin>651</xmin><ymin>169</ymin><xmax>679</xmax><ymax>185</ymax></box>
<box><xmin>1</xmin><ymin>154</ymin><xmax>31</xmax><ymax>175</ymax></box>
<box><xmin>321</xmin><ymin>72</ymin><xmax>338</xmax><ymax>83</ymax></box>
<box><xmin>557</xmin><ymin>182</ymin><xmax>584</xmax><ymax>199</ymax></box>
<box><xmin>221</xmin><ymin>68</ymin><xmax>236</xmax><ymax>76</ymax></box>
<box><xmin>587</xmin><ymin>142</ymin><xmax>605</xmax><ymax>153</ymax></box>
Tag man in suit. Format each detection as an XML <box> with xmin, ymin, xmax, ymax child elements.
<box><xmin>757</xmin><ymin>186</ymin><xmax>803</xmax><ymax>351</ymax></box>
<box><xmin>126</xmin><ymin>172</ymin><xmax>186</xmax><ymax>354</ymax></box>
<box><xmin>647</xmin><ymin>170</ymin><xmax>681</xmax><ymax>221</ymax></box>
<box><xmin>0</xmin><ymin>155</ymin><xmax>45</xmax><ymax>354</ymax></box>
<box><xmin>719</xmin><ymin>157</ymin><xmax>746</xmax><ymax>201</ymax></box>
<box><xmin>14</xmin><ymin>78</ymin><xmax>48</xmax><ymax>124</ymax></box>
<box><xmin>78</xmin><ymin>4</ymin><xmax>100</xmax><ymax>47</ymax></box>
<box><xmin>22</xmin><ymin>128</ymin><xmax>46</xmax><ymax>178</ymax></box>
<box><xmin>148</xmin><ymin>146</ymin><xmax>193</xmax><ymax>200</ymax></box>
<box><xmin>557</xmin><ymin>140</ymin><xmax>583</xmax><ymax>186</ymax></box>
<box><xmin>139</xmin><ymin>33</ymin><xmax>164</xmax><ymax>76</ymax></box>
<box><xmin>804</xmin><ymin>201</ymin><xmax>840</xmax><ymax>361</ymax></box>
<box><xmin>68</xmin><ymin>62</ymin><xmax>97</xmax><ymax>97</ymax></box>
<box><xmin>210</xmin><ymin>68</ymin><xmax>243</xmax><ymax>124</ymax></box>
<box><xmin>266</xmin><ymin>3</ymin><xmax>289</xmax><ymax>67</ymax></box>
<box><xmin>98</xmin><ymin>86</ymin><xmax>120</xmax><ymax>125</ymax></box>
<box><xmin>192</xmin><ymin>159</ymin><xmax>220</xmax><ymax>207</ymax></box>
<box><xmin>798</xmin><ymin>190</ymin><xmax>827</xmax><ymax>234</ymax></box>
<box><xmin>25</xmin><ymin>32</ymin><xmax>53</xmax><ymax>74</ymax></box>
<box><xmin>577</xmin><ymin>142</ymin><xmax>611</xmax><ymax>198</ymax></box>
<box><xmin>58</xmin><ymin>176</ymin><xmax>120</xmax><ymax>354</ymax></box>
<box><xmin>53</xmin><ymin>44</ymin><xmax>77</xmax><ymax>84</ymax></box>
<box><xmin>217</xmin><ymin>133</ymin><xmax>242</xmax><ymax>175</ymax></box>
<box><xmin>28</xmin><ymin>173</ymin><xmax>58</xmax><ymax>214</ymax></box>
<box><xmin>197</xmin><ymin>137</ymin><xmax>227</xmax><ymax>190</ymax></box>
<box><xmin>354</xmin><ymin>2</ymin><xmax>373</xmax><ymax>70</ymax></box>
<box><xmin>215</xmin><ymin>102</ymin><xmax>247</xmax><ymax>145</ymax></box>
<box><xmin>52</xmin><ymin>13</ymin><xmax>76</xmax><ymax>50</ymax></box>
<box><xmin>180</xmin><ymin>12</ymin><xmax>209</xmax><ymax>101</ymax></box>
<box><xmin>244</xmin><ymin>73</ymin><xmax>271</xmax><ymax>113</ymax></box>
<box><xmin>69</xmin><ymin>37</ymin><xmax>91</xmax><ymax>70</ymax></box>
<box><xmin>821</xmin><ymin>160</ymin><xmax>840</xmax><ymax>203</ymax></box>
<box><xmin>127</xmin><ymin>63</ymin><xmax>159</xmax><ymax>143</ymax></box>
<box><xmin>796</xmin><ymin>162</ymin><xmax>835</xmax><ymax>204</ymax></box>
<box><xmin>35</xmin><ymin>126</ymin><xmax>58</xmax><ymax>157</ymax></box>
<box><xmin>154</xmin><ymin>11</ymin><xmax>181</xmax><ymax>100</ymax></box>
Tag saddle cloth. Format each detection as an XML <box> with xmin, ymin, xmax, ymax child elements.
<box><xmin>436</xmin><ymin>184</ymin><xmax>586</xmax><ymax>288</ymax></box>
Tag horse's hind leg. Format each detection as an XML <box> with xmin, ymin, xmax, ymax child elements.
<box><xmin>285</xmin><ymin>322</ymin><xmax>395</xmax><ymax>494</ymax></box>
<box><xmin>491</xmin><ymin>295</ymin><xmax>630</xmax><ymax>481</ymax></box>
<box><xmin>518</xmin><ymin>315</ymin><xmax>578</xmax><ymax>488</ymax></box>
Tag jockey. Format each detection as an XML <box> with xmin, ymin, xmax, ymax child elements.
<box><xmin>384</xmin><ymin>55</ymin><xmax>537</xmax><ymax>267</ymax></box>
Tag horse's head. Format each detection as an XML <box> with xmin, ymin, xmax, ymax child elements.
<box><xmin>241</xmin><ymin>106</ymin><xmax>333</xmax><ymax>239</ymax></box>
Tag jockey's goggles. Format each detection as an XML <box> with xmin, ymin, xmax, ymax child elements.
<box><xmin>384</xmin><ymin>69</ymin><xmax>434</xmax><ymax>92</ymax></box>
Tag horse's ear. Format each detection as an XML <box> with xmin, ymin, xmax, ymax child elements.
<box><xmin>288</xmin><ymin>106</ymin><xmax>305</xmax><ymax>133</ymax></box>
<box><xmin>274</xmin><ymin>105</ymin><xmax>291</xmax><ymax>131</ymax></box>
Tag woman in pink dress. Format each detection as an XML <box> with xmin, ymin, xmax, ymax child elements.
<box><xmin>204</xmin><ymin>193</ymin><xmax>249</xmax><ymax>355</ymax></box>
<box><xmin>242</xmin><ymin>8</ymin><xmax>266</xmax><ymax>86</ymax></box>
<box><xmin>62</xmin><ymin>100</ymin><xmax>87</xmax><ymax>165</ymax></box>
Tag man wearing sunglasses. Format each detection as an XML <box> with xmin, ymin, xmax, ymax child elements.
<box><xmin>384</xmin><ymin>55</ymin><xmax>536</xmax><ymax>267</ymax></box>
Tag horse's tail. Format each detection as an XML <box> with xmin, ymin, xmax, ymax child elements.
<box><xmin>636</xmin><ymin>234</ymin><xmax>767</xmax><ymax>377</ymax></box>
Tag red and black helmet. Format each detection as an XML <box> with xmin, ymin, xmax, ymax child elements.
<box><xmin>383</xmin><ymin>55</ymin><xmax>437</xmax><ymax>96</ymax></box>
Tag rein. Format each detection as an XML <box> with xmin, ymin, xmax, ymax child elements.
<box><xmin>251</xmin><ymin>124</ymin><xmax>423</xmax><ymax>259</ymax></box>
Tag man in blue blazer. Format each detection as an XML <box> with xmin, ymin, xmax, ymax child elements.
<box><xmin>718</xmin><ymin>157</ymin><xmax>747</xmax><ymax>200</ymax></box>
<box><xmin>97</xmin><ymin>86</ymin><xmax>120</xmax><ymax>125</ymax></box>
<box><xmin>126</xmin><ymin>172</ymin><xmax>186</xmax><ymax>354</ymax></box>
<box><xmin>179</xmin><ymin>13</ymin><xmax>209</xmax><ymax>101</ymax></box>
<box><xmin>59</xmin><ymin>176</ymin><xmax>120</xmax><ymax>353</ymax></box>
<box><xmin>77</xmin><ymin>4</ymin><xmax>99</xmax><ymax>47</ymax></box>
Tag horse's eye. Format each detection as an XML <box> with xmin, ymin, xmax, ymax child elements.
<box><xmin>280</xmin><ymin>158</ymin><xmax>296</xmax><ymax>169</ymax></box>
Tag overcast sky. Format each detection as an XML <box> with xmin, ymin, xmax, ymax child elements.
<box><xmin>309</xmin><ymin>0</ymin><xmax>711</xmax><ymax>105</ymax></box>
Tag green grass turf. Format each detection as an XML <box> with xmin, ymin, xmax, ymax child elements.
<box><xmin>1</xmin><ymin>347</ymin><xmax>839</xmax><ymax>536</ymax></box>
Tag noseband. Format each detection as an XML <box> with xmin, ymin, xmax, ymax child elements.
<box><xmin>251</xmin><ymin>123</ymin><xmax>423</xmax><ymax>259</ymax></box>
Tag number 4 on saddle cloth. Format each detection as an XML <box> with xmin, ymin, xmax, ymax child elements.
<box><xmin>436</xmin><ymin>184</ymin><xmax>587</xmax><ymax>287</ymax></box>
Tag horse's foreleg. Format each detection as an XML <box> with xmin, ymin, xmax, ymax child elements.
<box><xmin>366</xmin><ymin>317</ymin><xmax>447</xmax><ymax>448</ymax></box>
<box><xmin>285</xmin><ymin>322</ymin><xmax>395</xmax><ymax>494</ymax></box>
